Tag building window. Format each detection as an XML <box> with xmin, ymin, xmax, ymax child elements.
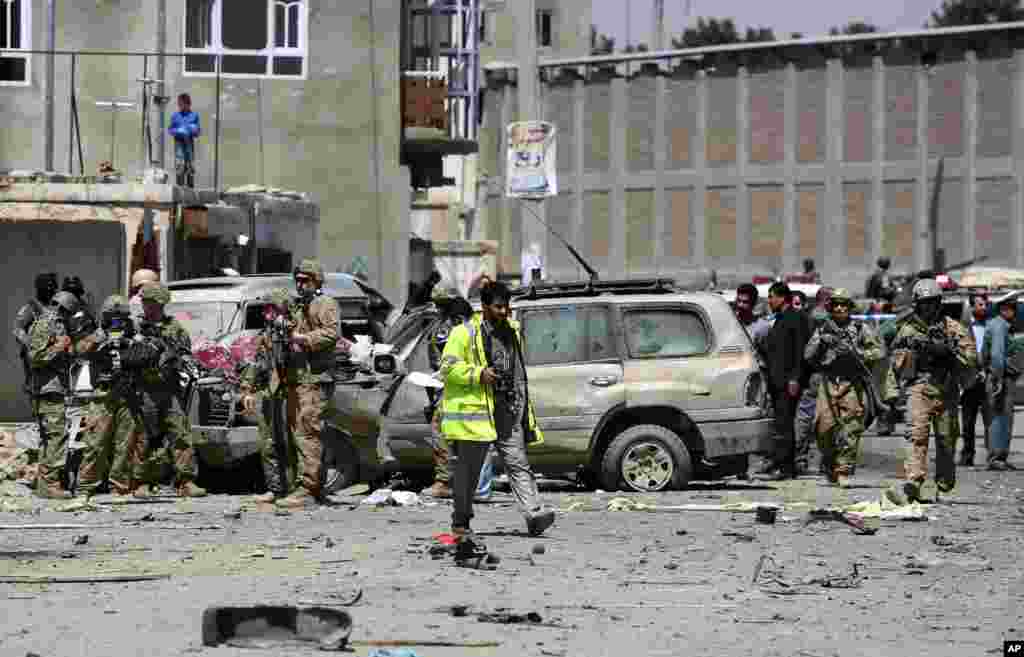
<box><xmin>184</xmin><ymin>0</ymin><xmax>306</xmax><ymax>79</ymax></box>
<box><xmin>535</xmin><ymin>9</ymin><xmax>553</xmax><ymax>48</ymax></box>
<box><xmin>0</xmin><ymin>0</ymin><xmax>30</xmax><ymax>85</ymax></box>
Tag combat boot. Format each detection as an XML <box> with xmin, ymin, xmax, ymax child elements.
<box><xmin>251</xmin><ymin>492</ymin><xmax>277</xmax><ymax>504</ymax></box>
<box><xmin>132</xmin><ymin>483</ymin><xmax>153</xmax><ymax>499</ymax></box>
<box><xmin>421</xmin><ymin>481</ymin><xmax>452</xmax><ymax>499</ymax></box>
<box><xmin>526</xmin><ymin>508</ymin><xmax>556</xmax><ymax>537</ymax></box>
<box><xmin>276</xmin><ymin>490</ymin><xmax>315</xmax><ymax>509</ymax></box>
<box><xmin>177</xmin><ymin>481</ymin><xmax>208</xmax><ymax>498</ymax></box>
<box><xmin>832</xmin><ymin>465</ymin><xmax>853</xmax><ymax>489</ymax></box>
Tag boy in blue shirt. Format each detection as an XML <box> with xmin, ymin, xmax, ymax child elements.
<box><xmin>168</xmin><ymin>93</ymin><xmax>200</xmax><ymax>186</ymax></box>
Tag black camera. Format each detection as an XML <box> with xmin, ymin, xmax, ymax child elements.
<box><xmin>102</xmin><ymin>310</ymin><xmax>135</xmax><ymax>340</ymax></box>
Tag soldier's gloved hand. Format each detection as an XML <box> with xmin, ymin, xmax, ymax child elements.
<box><xmin>924</xmin><ymin>342</ymin><xmax>952</xmax><ymax>360</ymax></box>
<box><xmin>242</xmin><ymin>394</ymin><xmax>259</xmax><ymax>415</ymax></box>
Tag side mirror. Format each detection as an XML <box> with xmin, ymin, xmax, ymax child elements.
<box><xmin>373</xmin><ymin>353</ymin><xmax>405</xmax><ymax>377</ymax></box>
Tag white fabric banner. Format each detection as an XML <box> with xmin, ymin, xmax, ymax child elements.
<box><xmin>505</xmin><ymin>121</ymin><xmax>558</xmax><ymax>199</ymax></box>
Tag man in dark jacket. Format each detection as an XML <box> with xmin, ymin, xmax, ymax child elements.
<box><xmin>761</xmin><ymin>282</ymin><xmax>811</xmax><ymax>479</ymax></box>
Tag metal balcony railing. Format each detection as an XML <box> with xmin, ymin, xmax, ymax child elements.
<box><xmin>401</xmin><ymin>0</ymin><xmax>480</xmax><ymax>143</ymax></box>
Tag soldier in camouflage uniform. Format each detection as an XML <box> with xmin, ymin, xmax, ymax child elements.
<box><xmin>132</xmin><ymin>283</ymin><xmax>207</xmax><ymax>498</ymax></box>
<box><xmin>886</xmin><ymin>279</ymin><xmax>977</xmax><ymax>504</ymax></box>
<box><xmin>28</xmin><ymin>290</ymin><xmax>95</xmax><ymax>498</ymax></box>
<box><xmin>240</xmin><ymin>288</ymin><xmax>299</xmax><ymax>503</ymax></box>
<box><xmin>270</xmin><ymin>260</ymin><xmax>340</xmax><ymax>509</ymax></box>
<box><xmin>804</xmin><ymin>288</ymin><xmax>884</xmax><ymax>487</ymax></box>
<box><xmin>13</xmin><ymin>272</ymin><xmax>59</xmax><ymax>400</ymax></box>
<box><xmin>74</xmin><ymin>295</ymin><xmax>144</xmax><ymax>498</ymax></box>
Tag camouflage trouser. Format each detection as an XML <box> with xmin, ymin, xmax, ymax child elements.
<box><xmin>431</xmin><ymin>407</ymin><xmax>450</xmax><ymax>484</ymax></box>
<box><xmin>35</xmin><ymin>395</ymin><xmax>67</xmax><ymax>488</ymax></box>
<box><xmin>815</xmin><ymin>379</ymin><xmax>866</xmax><ymax>473</ymax></box>
<box><xmin>287</xmin><ymin>381</ymin><xmax>334</xmax><ymax>497</ymax></box>
<box><xmin>904</xmin><ymin>382</ymin><xmax>959</xmax><ymax>489</ymax></box>
<box><xmin>134</xmin><ymin>392</ymin><xmax>196</xmax><ymax>486</ymax></box>
<box><xmin>794</xmin><ymin>375</ymin><xmax>821</xmax><ymax>472</ymax></box>
<box><xmin>77</xmin><ymin>394</ymin><xmax>138</xmax><ymax>495</ymax></box>
<box><xmin>257</xmin><ymin>394</ymin><xmax>298</xmax><ymax>496</ymax></box>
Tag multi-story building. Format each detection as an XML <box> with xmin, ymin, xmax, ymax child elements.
<box><xmin>0</xmin><ymin>2</ymin><xmax>479</xmax><ymax>303</ymax></box>
<box><xmin>415</xmin><ymin>0</ymin><xmax>593</xmax><ymax>255</ymax></box>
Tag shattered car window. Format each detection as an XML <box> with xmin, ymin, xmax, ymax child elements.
<box><xmin>624</xmin><ymin>309</ymin><xmax>708</xmax><ymax>358</ymax></box>
<box><xmin>522</xmin><ymin>306</ymin><xmax>613</xmax><ymax>365</ymax></box>
<box><xmin>166</xmin><ymin>301</ymin><xmax>237</xmax><ymax>342</ymax></box>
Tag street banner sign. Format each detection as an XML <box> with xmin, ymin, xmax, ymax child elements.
<box><xmin>505</xmin><ymin>120</ymin><xmax>557</xmax><ymax>199</ymax></box>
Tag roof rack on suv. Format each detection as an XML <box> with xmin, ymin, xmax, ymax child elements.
<box><xmin>512</xmin><ymin>278</ymin><xmax>677</xmax><ymax>300</ymax></box>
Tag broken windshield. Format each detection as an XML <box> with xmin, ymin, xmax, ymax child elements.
<box><xmin>166</xmin><ymin>301</ymin><xmax>240</xmax><ymax>342</ymax></box>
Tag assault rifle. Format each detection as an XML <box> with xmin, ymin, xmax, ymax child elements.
<box><xmin>815</xmin><ymin>318</ymin><xmax>890</xmax><ymax>427</ymax></box>
<box><xmin>267</xmin><ymin>313</ymin><xmax>293</xmax><ymax>496</ymax></box>
<box><xmin>94</xmin><ymin>312</ymin><xmax>165</xmax><ymax>451</ymax></box>
<box><xmin>891</xmin><ymin>323</ymin><xmax>959</xmax><ymax>384</ymax></box>
<box><xmin>137</xmin><ymin>320</ymin><xmax>201</xmax><ymax>418</ymax></box>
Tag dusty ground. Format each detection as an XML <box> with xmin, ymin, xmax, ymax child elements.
<box><xmin>2</xmin><ymin>428</ymin><xmax>1023</xmax><ymax>657</ymax></box>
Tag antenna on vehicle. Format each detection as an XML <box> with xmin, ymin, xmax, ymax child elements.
<box><xmin>518</xmin><ymin>200</ymin><xmax>599</xmax><ymax>284</ymax></box>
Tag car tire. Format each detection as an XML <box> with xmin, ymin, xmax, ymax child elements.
<box><xmin>322</xmin><ymin>433</ymin><xmax>360</xmax><ymax>495</ymax></box>
<box><xmin>600</xmin><ymin>424</ymin><xmax>693</xmax><ymax>492</ymax></box>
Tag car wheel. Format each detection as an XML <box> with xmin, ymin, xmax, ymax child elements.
<box><xmin>322</xmin><ymin>434</ymin><xmax>360</xmax><ymax>495</ymax></box>
<box><xmin>600</xmin><ymin>424</ymin><xmax>693</xmax><ymax>492</ymax></box>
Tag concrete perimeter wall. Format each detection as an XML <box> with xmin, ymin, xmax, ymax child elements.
<box><xmin>480</xmin><ymin>29</ymin><xmax>1024</xmax><ymax>291</ymax></box>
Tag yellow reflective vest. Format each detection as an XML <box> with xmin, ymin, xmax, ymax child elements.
<box><xmin>438</xmin><ymin>313</ymin><xmax>543</xmax><ymax>445</ymax></box>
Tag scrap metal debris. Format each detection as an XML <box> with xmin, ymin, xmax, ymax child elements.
<box><xmin>0</xmin><ymin>574</ymin><xmax>171</xmax><ymax>584</ymax></box>
<box><xmin>752</xmin><ymin>555</ymin><xmax>862</xmax><ymax>594</ymax></box>
<box><xmin>803</xmin><ymin>509</ymin><xmax>878</xmax><ymax>535</ymax></box>
<box><xmin>201</xmin><ymin>605</ymin><xmax>352</xmax><ymax>650</ymax></box>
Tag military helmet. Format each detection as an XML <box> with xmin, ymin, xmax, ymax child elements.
<box><xmin>52</xmin><ymin>291</ymin><xmax>80</xmax><ymax>314</ymax></box>
<box><xmin>263</xmin><ymin>287</ymin><xmax>292</xmax><ymax>308</ymax></box>
<box><xmin>101</xmin><ymin>294</ymin><xmax>130</xmax><ymax>314</ymax></box>
<box><xmin>293</xmin><ymin>259</ymin><xmax>324</xmax><ymax>284</ymax></box>
<box><xmin>877</xmin><ymin>256</ymin><xmax>891</xmax><ymax>270</ymax></box>
<box><xmin>130</xmin><ymin>268</ymin><xmax>159</xmax><ymax>290</ymax></box>
<box><xmin>829</xmin><ymin>288</ymin><xmax>853</xmax><ymax>305</ymax></box>
<box><xmin>912</xmin><ymin>278</ymin><xmax>942</xmax><ymax>303</ymax></box>
<box><xmin>35</xmin><ymin>272</ymin><xmax>58</xmax><ymax>293</ymax></box>
<box><xmin>140</xmin><ymin>282</ymin><xmax>171</xmax><ymax>305</ymax></box>
<box><xmin>431</xmin><ymin>285</ymin><xmax>460</xmax><ymax>304</ymax></box>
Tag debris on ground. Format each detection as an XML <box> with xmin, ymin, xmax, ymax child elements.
<box><xmin>201</xmin><ymin>605</ymin><xmax>353</xmax><ymax>650</ymax></box>
<box><xmin>72</xmin><ymin>534</ymin><xmax>89</xmax><ymax>546</ymax></box>
<box><xmin>904</xmin><ymin>551</ymin><xmax>993</xmax><ymax>572</ymax></box>
<box><xmin>476</xmin><ymin>610</ymin><xmax>543</xmax><ymax>624</ymax></box>
<box><xmin>0</xmin><ymin>574</ymin><xmax>171</xmax><ymax>584</ymax></box>
<box><xmin>843</xmin><ymin>499</ymin><xmax>930</xmax><ymax>521</ymax></box>
<box><xmin>607</xmin><ymin>498</ymin><xmax>783</xmax><ymax>514</ymax></box>
<box><xmin>722</xmin><ymin>531</ymin><xmax>757</xmax><ymax>542</ymax></box>
<box><xmin>361</xmin><ymin>489</ymin><xmax>422</xmax><ymax>507</ymax></box>
<box><xmin>803</xmin><ymin>509</ymin><xmax>879</xmax><ymax>535</ymax></box>
<box><xmin>298</xmin><ymin>588</ymin><xmax>363</xmax><ymax>607</ymax></box>
<box><xmin>367</xmin><ymin>649</ymin><xmax>422</xmax><ymax>657</ymax></box>
<box><xmin>752</xmin><ymin>555</ymin><xmax>862</xmax><ymax>594</ymax></box>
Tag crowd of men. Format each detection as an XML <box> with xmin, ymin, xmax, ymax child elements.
<box><xmin>731</xmin><ymin>269</ymin><xmax>1018</xmax><ymax>501</ymax></box>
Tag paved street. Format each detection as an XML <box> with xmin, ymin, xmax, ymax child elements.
<box><xmin>1</xmin><ymin>429</ymin><xmax>1023</xmax><ymax>657</ymax></box>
